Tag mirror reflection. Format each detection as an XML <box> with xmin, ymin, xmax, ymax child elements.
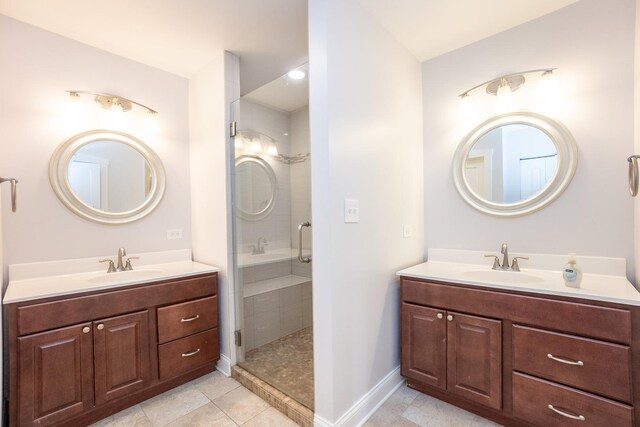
<box><xmin>235</xmin><ymin>155</ymin><xmax>277</xmax><ymax>220</ymax></box>
<box><xmin>69</xmin><ymin>141</ymin><xmax>152</xmax><ymax>212</ymax></box>
<box><xmin>464</xmin><ymin>124</ymin><xmax>558</xmax><ymax>203</ymax></box>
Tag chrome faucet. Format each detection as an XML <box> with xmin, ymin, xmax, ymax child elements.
<box><xmin>99</xmin><ymin>247</ymin><xmax>138</xmax><ymax>273</ymax></box>
<box><xmin>117</xmin><ymin>247</ymin><xmax>127</xmax><ymax>271</ymax></box>
<box><xmin>501</xmin><ymin>243</ymin><xmax>509</xmax><ymax>270</ymax></box>
<box><xmin>251</xmin><ymin>237</ymin><xmax>268</xmax><ymax>255</ymax></box>
<box><xmin>484</xmin><ymin>243</ymin><xmax>529</xmax><ymax>271</ymax></box>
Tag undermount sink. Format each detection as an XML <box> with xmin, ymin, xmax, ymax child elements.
<box><xmin>88</xmin><ymin>269</ymin><xmax>165</xmax><ymax>284</ymax></box>
<box><xmin>461</xmin><ymin>269</ymin><xmax>544</xmax><ymax>284</ymax></box>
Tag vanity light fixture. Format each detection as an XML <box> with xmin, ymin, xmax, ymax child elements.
<box><xmin>66</xmin><ymin>90</ymin><xmax>159</xmax><ymax>115</ymax></box>
<box><xmin>458</xmin><ymin>68</ymin><xmax>557</xmax><ymax>100</ymax></box>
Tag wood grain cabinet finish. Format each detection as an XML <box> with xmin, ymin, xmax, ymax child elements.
<box><xmin>17</xmin><ymin>323</ymin><xmax>94</xmax><ymax>427</ymax></box>
<box><xmin>7</xmin><ymin>272</ymin><xmax>219</xmax><ymax>427</ymax></box>
<box><xmin>446</xmin><ymin>312</ymin><xmax>501</xmax><ymax>410</ymax></box>
<box><xmin>401</xmin><ymin>303</ymin><xmax>446</xmax><ymax>389</ymax></box>
<box><xmin>400</xmin><ymin>304</ymin><xmax>502</xmax><ymax>410</ymax></box>
<box><xmin>400</xmin><ymin>276</ymin><xmax>640</xmax><ymax>427</ymax></box>
<box><xmin>157</xmin><ymin>296</ymin><xmax>217</xmax><ymax>344</ymax></box>
<box><xmin>94</xmin><ymin>311</ymin><xmax>151</xmax><ymax>405</ymax></box>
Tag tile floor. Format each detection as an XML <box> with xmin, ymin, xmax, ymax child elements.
<box><xmin>364</xmin><ymin>386</ymin><xmax>501</xmax><ymax>427</ymax></box>
<box><xmin>91</xmin><ymin>373</ymin><xmax>499</xmax><ymax>427</ymax></box>
<box><xmin>90</xmin><ymin>371</ymin><xmax>298</xmax><ymax>427</ymax></box>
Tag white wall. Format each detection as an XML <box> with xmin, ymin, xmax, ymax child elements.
<box><xmin>0</xmin><ymin>16</ymin><xmax>192</xmax><ymax>277</ymax></box>
<box><xmin>423</xmin><ymin>0</ymin><xmax>635</xmax><ymax>279</ymax></box>
<box><xmin>636</xmin><ymin>0</ymin><xmax>640</xmax><ymax>287</ymax></box>
<box><xmin>189</xmin><ymin>51</ymin><xmax>239</xmax><ymax>371</ymax></box>
<box><xmin>309</xmin><ymin>0</ymin><xmax>424</xmax><ymax>424</ymax></box>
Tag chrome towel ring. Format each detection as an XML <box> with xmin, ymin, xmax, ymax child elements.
<box><xmin>628</xmin><ymin>156</ymin><xmax>640</xmax><ymax>197</ymax></box>
<box><xmin>0</xmin><ymin>177</ymin><xmax>18</xmax><ymax>212</ymax></box>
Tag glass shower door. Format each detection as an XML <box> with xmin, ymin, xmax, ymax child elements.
<box><xmin>229</xmin><ymin>65</ymin><xmax>314</xmax><ymax>410</ymax></box>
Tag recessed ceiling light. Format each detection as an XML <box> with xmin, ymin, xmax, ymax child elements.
<box><xmin>287</xmin><ymin>69</ymin><xmax>306</xmax><ymax>80</ymax></box>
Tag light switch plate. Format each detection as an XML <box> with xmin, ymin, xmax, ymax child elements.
<box><xmin>403</xmin><ymin>225</ymin><xmax>413</xmax><ymax>238</ymax></box>
<box><xmin>344</xmin><ymin>199</ymin><xmax>359</xmax><ymax>223</ymax></box>
<box><xmin>167</xmin><ymin>229</ymin><xmax>183</xmax><ymax>239</ymax></box>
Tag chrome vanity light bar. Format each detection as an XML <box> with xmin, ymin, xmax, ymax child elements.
<box><xmin>458</xmin><ymin>68</ymin><xmax>557</xmax><ymax>98</ymax></box>
<box><xmin>66</xmin><ymin>90</ymin><xmax>159</xmax><ymax>115</ymax></box>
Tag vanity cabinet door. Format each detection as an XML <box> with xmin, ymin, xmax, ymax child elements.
<box><xmin>446</xmin><ymin>311</ymin><xmax>502</xmax><ymax>410</ymax></box>
<box><xmin>401</xmin><ymin>303</ymin><xmax>447</xmax><ymax>389</ymax></box>
<box><xmin>17</xmin><ymin>322</ymin><xmax>94</xmax><ymax>427</ymax></box>
<box><xmin>93</xmin><ymin>311</ymin><xmax>151</xmax><ymax>405</ymax></box>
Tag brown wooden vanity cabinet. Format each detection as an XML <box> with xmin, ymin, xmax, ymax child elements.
<box><xmin>400</xmin><ymin>277</ymin><xmax>639</xmax><ymax>426</ymax></box>
<box><xmin>401</xmin><ymin>303</ymin><xmax>502</xmax><ymax>410</ymax></box>
<box><xmin>6</xmin><ymin>272</ymin><xmax>219</xmax><ymax>427</ymax></box>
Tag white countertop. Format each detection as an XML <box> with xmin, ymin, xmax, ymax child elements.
<box><xmin>4</xmin><ymin>249</ymin><xmax>221</xmax><ymax>304</ymax></box>
<box><xmin>397</xmin><ymin>259</ymin><xmax>640</xmax><ymax>306</ymax></box>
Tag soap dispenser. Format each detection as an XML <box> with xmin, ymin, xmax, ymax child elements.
<box><xmin>562</xmin><ymin>253</ymin><xmax>583</xmax><ymax>288</ymax></box>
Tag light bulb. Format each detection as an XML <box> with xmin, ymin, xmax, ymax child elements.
<box><xmin>458</xmin><ymin>93</ymin><xmax>474</xmax><ymax>118</ymax></box>
<box><xmin>267</xmin><ymin>142</ymin><xmax>278</xmax><ymax>156</ymax></box>
<box><xmin>495</xmin><ymin>79</ymin><xmax>514</xmax><ymax>112</ymax></box>
<box><xmin>287</xmin><ymin>69</ymin><xmax>306</xmax><ymax>80</ymax></box>
<box><xmin>110</xmin><ymin>99</ymin><xmax>124</xmax><ymax>113</ymax></box>
<box><xmin>537</xmin><ymin>70</ymin><xmax>558</xmax><ymax>99</ymax></box>
<box><xmin>250</xmin><ymin>140</ymin><xmax>263</xmax><ymax>153</ymax></box>
<box><xmin>235</xmin><ymin>137</ymin><xmax>245</xmax><ymax>151</ymax></box>
<box><xmin>145</xmin><ymin>111</ymin><xmax>159</xmax><ymax>132</ymax></box>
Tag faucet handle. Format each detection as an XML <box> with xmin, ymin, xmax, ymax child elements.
<box><xmin>484</xmin><ymin>254</ymin><xmax>501</xmax><ymax>270</ymax></box>
<box><xmin>124</xmin><ymin>257</ymin><xmax>139</xmax><ymax>271</ymax></box>
<box><xmin>99</xmin><ymin>259</ymin><xmax>116</xmax><ymax>273</ymax></box>
<box><xmin>511</xmin><ymin>256</ymin><xmax>529</xmax><ymax>272</ymax></box>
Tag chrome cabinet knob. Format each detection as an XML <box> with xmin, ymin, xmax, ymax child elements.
<box><xmin>437</xmin><ymin>313</ymin><xmax>444</xmax><ymax>319</ymax></box>
<box><xmin>447</xmin><ymin>314</ymin><xmax>454</xmax><ymax>321</ymax></box>
<box><xmin>97</xmin><ymin>324</ymin><xmax>105</xmax><ymax>330</ymax></box>
<box><xmin>82</xmin><ymin>326</ymin><xmax>90</xmax><ymax>334</ymax></box>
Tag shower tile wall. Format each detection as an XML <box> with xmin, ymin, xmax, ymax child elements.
<box><xmin>238</xmin><ymin>101</ymin><xmax>312</xmax><ymax>353</ymax></box>
<box><xmin>290</xmin><ymin>106</ymin><xmax>312</xmax><ymax>263</ymax></box>
<box><xmin>238</xmin><ymin>100</ymin><xmax>292</xmax><ymax>249</ymax></box>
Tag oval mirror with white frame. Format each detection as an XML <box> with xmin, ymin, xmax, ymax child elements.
<box><xmin>49</xmin><ymin>130</ymin><xmax>166</xmax><ymax>224</ymax></box>
<box><xmin>235</xmin><ymin>155</ymin><xmax>277</xmax><ymax>221</ymax></box>
<box><xmin>452</xmin><ymin>112</ymin><xmax>577</xmax><ymax>217</ymax></box>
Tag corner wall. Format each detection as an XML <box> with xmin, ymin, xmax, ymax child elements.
<box><xmin>635</xmin><ymin>0</ymin><xmax>640</xmax><ymax>286</ymax></box>
<box><xmin>423</xmin><ymin>0</ymin><xmax>635</xmax><ymax>280</ymax></box>
<box><xmin>309</xmin><ymin>0</ymin><xmax>424</xmax><ymax>424</ymax></box>
<box><xmin>189</xmin><ymin>51</ymin><xmax>239</xmax><ymax>372</ymax></box>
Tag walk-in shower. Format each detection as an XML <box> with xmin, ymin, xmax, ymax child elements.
<box><xmin>230</xmin><ymin>63</ymin><xmax>313</xmax><ymax>411</ymax></box>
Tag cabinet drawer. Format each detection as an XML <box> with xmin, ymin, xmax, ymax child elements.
<box><xmin>513</xmin><ymin>325</ymin><xmax>631</xmax><ymax>402</ymax></box>
<box><xmin>401</xmin><ymin>279</ymin><xmax>631</xmax><ymax>343</ymax></box>
<box><xmin>512</xmin><ymin>373</ymin><xmax>633</xmax><ymax>427</ymax></box>
<box><xmin>158</xmin><ymin>328</ymin><xmax>219</xmax><ymax>380</ymax></box>
<box><xmin>157</xmin><ymin>296</ymin><xmax>217</xmax><ymax>343</ymax></box>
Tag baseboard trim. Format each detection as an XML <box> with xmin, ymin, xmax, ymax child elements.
<box><xmin>216</xmin><ymin>353</ymin><xmax>231</xmax><ymax>376</ymax></box>
<box><xmin>314</xmin><ymin>366</ymin><xmax>403</xmax><ymax>427</ymax></box>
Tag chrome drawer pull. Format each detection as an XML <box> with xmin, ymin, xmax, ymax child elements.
<box><xmin>181</xmin><ymin>314</ymin><xmax>200</xmax><ymax>323</ymax></box>
<box><xmin>547</xmin><ymin>353</ymin><xmax>584</xmax><ymax>366</ymax></box>
<box><xmin>182</xmin><ymin>348</ymin><xmax>201</xmax><ymax>357</ymax></box>
<box><xmin>548</xmin><ymin>404</ymin><xmax>585</xmax><ymax>421</ymax></box>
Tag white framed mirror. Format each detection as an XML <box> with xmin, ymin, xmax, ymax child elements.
<box><xmin>452</xmin><ymin>112</ymin><xmax>578</xmax><ymax>217</ymax></box>
<box><xmin>49</xmin><ymin>130</ymin><xmax>166</xmax><ymax>224</ymax></box>
<box><xmin>234</xmin><ymin>155</ymin><xmax>277</xmax><ymax>221</ymax></box>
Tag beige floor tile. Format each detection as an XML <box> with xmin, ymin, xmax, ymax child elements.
<box><xmin>165</xmin><ymin>403</ymin><xmax>238</xmax><ymax>427</ymax></box>
<box><xmin>401</xmin><ymin>393</ymin><xmax>501</xmax><ymax>427</ymax></box>
<box><xmin>243</xmin><ymin>407</ymin><xmax>298</xmax><ymax>427</ymax></box>
<box><xmin>190</xmin><ymin>371</ymin><xmax>242</xmax><ymax>401</ymax></box>
<box><xmin>213</xmin><ymin>386</ymin><xmax>270</xmax><ymax>425</ymax></box>
<box><xmin>140</xmin><ymin>384</ymin><xmax>210</xmax><ymax>427</ymax></box>
<box><xmin>90</xmin><ymin>405</ymin><xmax>152</xmax><ymax>427</ymax></box>
<box><xmin>364</xmin><ymin>407</ymin><xmax>421</xmax><ymax>427</ymax></box>
<box><xmin>382</xmin><ymin>385</ymin><xmax>420</xmax><ymax>416</ymax></box>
